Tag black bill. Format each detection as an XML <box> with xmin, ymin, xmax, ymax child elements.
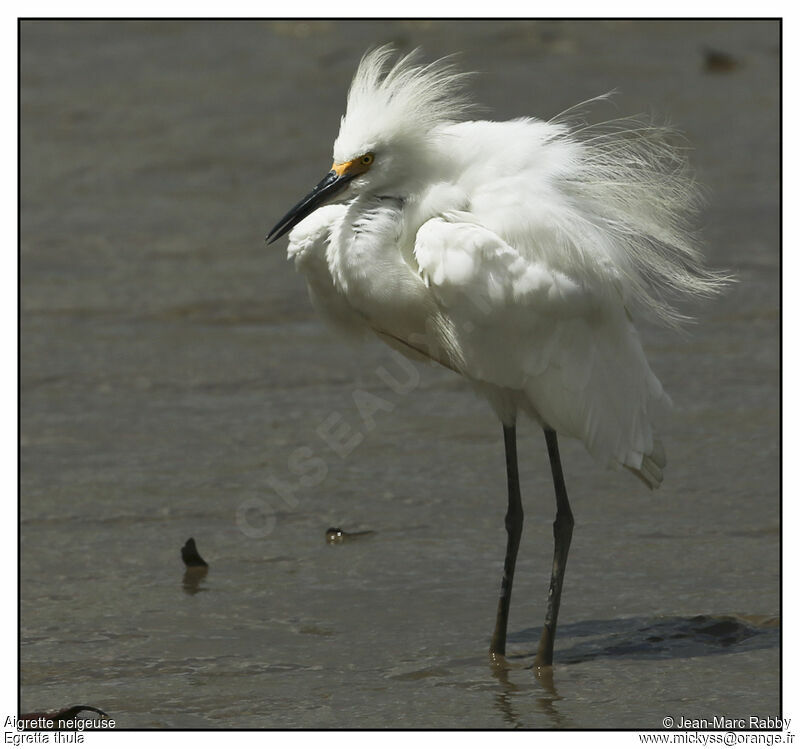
<box><xmin>266</xmin><ymin>170</ymin><xmax>354</xmax><ymax>244</ymax></box>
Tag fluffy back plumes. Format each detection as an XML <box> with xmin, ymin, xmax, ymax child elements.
<box><xmin>547</xmin><ymin>102</ymin><xmax>729</xmax><ymax>326</ymax></box>
<box><xmin>333</xmin><ymin>46</ymin><xmax>474</xmax><ymax>163</ymax></box>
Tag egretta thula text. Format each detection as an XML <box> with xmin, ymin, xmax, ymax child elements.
<box><xmin>267</xmin><ymin>47</ymin><xmax>723</xmax><ymax>666</ymax></box>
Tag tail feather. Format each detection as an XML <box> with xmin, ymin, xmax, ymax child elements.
<box><xmin>626</xmin><ymin>439</ymin><xmax>666</xmax><ymax>490</ymax></box>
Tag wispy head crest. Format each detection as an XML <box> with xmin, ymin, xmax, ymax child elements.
<box><xmin>333</xmin><ymin>46</ymin><xmax>475</xmax><ymax>162</ymax></box>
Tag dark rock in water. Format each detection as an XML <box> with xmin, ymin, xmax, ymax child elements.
<box><xmin>19</xmin><ymin>705</ymin><xmax>109</xmax><ymax>729</ymax></box>
<box><xmin>181</xmin><ymin>537</ymin><xmax>208</xmax><ymax>567</ymax></box>
<box><xmin>703</xmin><ymin>48</ymin><xmax>738</xmax><ymax>73</ymax></box>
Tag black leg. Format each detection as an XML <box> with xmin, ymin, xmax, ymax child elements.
<box><xmin>490</xmin><ymin>424</ymin><xmax>524</xmax><ymax>657</ymax></box>
<box><xmin>534</xmin><ymin>428</ymin><xmax>575</xmax><ymax>667</ymax></box>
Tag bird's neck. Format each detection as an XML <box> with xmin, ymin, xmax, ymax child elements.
<box><xmin>326</xmin><ymin>194</ymin><xmax>436</xmax><ymax>337</ymax></box>
<box><xmin>328</xmin><ymin>195</ymin><xmax>408</xmax><ymax>288</ymax></box>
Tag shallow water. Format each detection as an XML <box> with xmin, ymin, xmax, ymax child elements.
<box><xmin>20</xmin><ymin>20</ymin><xmax>779</xmax><ymax>728</ymax></box>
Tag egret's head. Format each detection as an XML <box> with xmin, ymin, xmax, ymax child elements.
<box><xmin>267</xmin><ymin>46</ymin><xmax>473</xmax><ymax>243</ymax></box>
<box><xmin>332</xmin><ymin>46</ymin><xmax>473</xmax><ymax>191</ymax></box>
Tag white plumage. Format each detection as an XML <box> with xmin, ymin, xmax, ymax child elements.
<box><xmin>268</xmin><ymin>46</ymin><xmax>724</xmax><ymax>663</ymax></box>
<box><xmin>279</xmin><ymin>47</ymin><xmax>721</xmax><ymax>486</ymax></box>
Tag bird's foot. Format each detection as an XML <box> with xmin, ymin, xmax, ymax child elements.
<box><xmin>531</xmin><ymin>662</ymin><xmax>556</xmax><ymax>693</ymax></box>
<box><xmin>489</xmin><ymin>649</ymin><xmax>512</xmax><ymax>670</ymax></box>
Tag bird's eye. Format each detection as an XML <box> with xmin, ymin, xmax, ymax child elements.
<box><xmin>360</xmin><ymin>153</ymin><xmax>374</xmax><ymax>165</ymax></box>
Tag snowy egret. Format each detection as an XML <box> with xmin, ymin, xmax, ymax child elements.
<box><xmin>267</xmin><ymin>47</ymin><xmax>723</xmax><ymax>666</ymax></box>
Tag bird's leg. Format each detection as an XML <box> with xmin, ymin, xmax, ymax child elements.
<box><xmin>490</xmin><ymin>424</ymin><xmax>524</xmax><ymax>658</ymax></box>
<box><xmin>534</xmin><ymin>428</ymin><xmax>575</xmax><ymax>667</ymax></box>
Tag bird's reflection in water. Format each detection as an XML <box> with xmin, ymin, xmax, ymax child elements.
<box><xmin>490</xmin><ymin>656</ymin><xmax>523</xmax><ymax>729</ymax></box>
<box><xmin>489</xmin><ymin>654</ymin><xmax>566</xmax><ymax>729</ymax></box>
<box><xmin>530</xmin><ymin>665</ymin><xmax>567</xmax><ymax>728</ymax></box>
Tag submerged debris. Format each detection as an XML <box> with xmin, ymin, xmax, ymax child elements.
<box><xmin>325</xmin><ymin>527</ymin><xmax>375</xmax><ymax>545</ymax></box>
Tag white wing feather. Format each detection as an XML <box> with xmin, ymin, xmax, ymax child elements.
<box><xmin>414</xmin><ymin>217</ymin><xmax>670</xmax><ymax>485</ymax></box>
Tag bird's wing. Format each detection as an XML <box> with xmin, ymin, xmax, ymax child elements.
<box><xmin>287</xmin><ymin>205</ymin><xmax>370</xmax><ymax>338</ymax></box>
<box><xmin>441</xmin><ymin>117</ymin><xmax>724</xmax><ymax>327</ymax></box>
<box><xmin>414</xmin><ymin>217</ymin><xmax>670</xmax><ymax>485</ymax></box>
